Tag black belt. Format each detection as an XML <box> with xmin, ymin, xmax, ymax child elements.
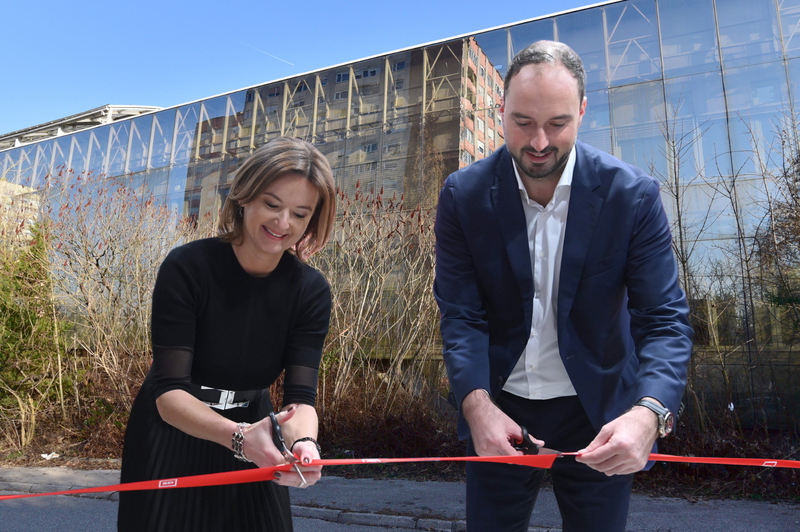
<box><xmin>189</xmin><ymin>383</ymin><xmax>260</xmax><ymax>410</ymax></box>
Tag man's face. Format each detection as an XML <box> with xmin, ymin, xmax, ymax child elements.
<box><xmin>500</xmin><ymin>63</ymin><xmax>586</xmax><ymax>182</ymax></box>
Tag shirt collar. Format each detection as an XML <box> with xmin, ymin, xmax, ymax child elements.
<box><xmin>514</xmin><ymin>145</ymin><xmax>576</xmax><ymax>205</ymax></box>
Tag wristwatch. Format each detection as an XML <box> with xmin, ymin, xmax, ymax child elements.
<box><xmin>634</xmin><ymin>399</ymin><xmax>674</xmax><ymax>438</ymax></box>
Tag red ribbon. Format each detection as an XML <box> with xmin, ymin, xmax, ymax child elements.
<box><xmin>1</xmin><ymin>452</ymin><xmax>797</xmax><ymax>501</ymax></box>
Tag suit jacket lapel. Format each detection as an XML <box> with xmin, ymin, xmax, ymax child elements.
<box><xmin>491</xmin><ymin>149</ymin><xmax>533</xmax><ymax>327</ymax></box>
<box><xmin>558</xmin><ymin>142</ymin><xmax>604</xmax><ymax>329</ymax></box>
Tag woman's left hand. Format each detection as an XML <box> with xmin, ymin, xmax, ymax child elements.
<box><xmin>272</xmin><ymin>440</ymin><xmax>321</xmax><ymax>488</ymax></box>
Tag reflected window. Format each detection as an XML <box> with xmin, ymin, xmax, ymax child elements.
<box><xmin>604</xmin><ymin>0</ymin><xmax>662</xmax><ymax>86</ymax></box>
<box><xmin>510</xmin><ymin>19</ymin><xmax>554</xmax><ymax>58</ymax></box>
<box><xmin>723</xmin><ymin>62</ymin><xmax>789</xmax><ymax>175</ymax></box>
<box><xmin>150</xmin><ymin>109</ymin><xmax>176</xmax><ymax>168</ymax></box>
<box><xmin>474</xmin><ymin>29</ymin><xmax>510</xmax><ymax>78</ymax></box>
<box><xmin>664</xmin><ymin>72</ymin><xmax>731</xmax><ymax>181</ymax></box>
<box><xmin>609</xmin><ymin>80</ymin><xmax>667</xmax><ymax>177</ymax></box>
<box><xmin>16</xmin><ymin>146</ymin><xmax>34</xmax><ymax>187</ymax></box>
<box><xmin>107</xmin><ymin>122</ymin><xmax>130</xmax><ymax>176</ymax></box>
<box><xmin>166</xmin><ymin>163</ymin><xmax>188</xmax><ymax>196</ymax></box>
<box><xmin>1</xmin><ymin>150</ymin><xmax>18</xmax><ymax>182</ymax></box>
<box><xmin>780</xmin><ymin>0</ymin><xmax>800</xmax><ymax>58</ymax></box>
<box><xmin>678</xmin><ymin>182</ymin><xmax>741</xmax><ymax>240</ymax></box>
<box><xmin>716</xmin><ymin>0</ymin><xmax>781</xmax><ymax>68</ymax></box>
<box><xmin>127</xmin><ymin>115</ymin><xmax>153</xmax><ymax>173</ymax></box>
<box><xmin>173</xmin><ymin>103</ymin><xmax>200</xmax><ymax>164</ymax></box>
<box><xmin>659</xmin><ymin>0</ymin><xmax>720</xmax><ymax>77</ymax></box>
<box><xmin>86</xmin><ymin>127</ymin><xmax>109</xmax><ymax>177</ymax></box>
<box><xmin>556</xmin><ymin>7</ymin><xmax>607</xmax><ymax>91</ymax></box>
<box><xmin>33</xmin><ymin>140</ymin><xmax>54</xmax><ymax>188</ymax></box>
<box><xmin>579</xmin><ymin>89</ymin><xmax>611</xmax><ymax>155</ymax></box>
<box><xmin>51</xmin><ymin>137</ymin><xmax>69</xmax><ymax>175</ymax></box>
<box><xmin>69</xmin><ymin>131</ymin><xmax>91</xmax><ymax>176</ymax></box>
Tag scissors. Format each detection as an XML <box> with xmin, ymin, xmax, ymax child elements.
<box><xmin>513</xmin><ymin>426</ymin><xmax>562</xmax><ymax>456</ymax></box>
<box><xmin>269</xmin><ymin>411</ymin><xmax>307</xmax><ymax>485</ymax></box>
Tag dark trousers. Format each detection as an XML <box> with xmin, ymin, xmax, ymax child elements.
<box><xmin>466</xmin><ymin>393</ymin><xmax>633</xmax><ymax>532</ymax></box>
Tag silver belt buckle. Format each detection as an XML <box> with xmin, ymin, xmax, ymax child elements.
<box><xmin>202</xmin><ymin>386</ymin><xmax>250</xmax><ymax>410</ymax></box>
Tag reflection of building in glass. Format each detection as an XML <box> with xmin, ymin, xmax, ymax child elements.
<box><xmin>0</xmin><ymin>0</ymin><xmax>798</xmax><ymax>252</ymax></box>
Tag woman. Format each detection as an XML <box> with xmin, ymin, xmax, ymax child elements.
<box><xmin>118</xmin><ymin>137</ymin><xmax>337</xmax><ymax>531</ymax></box>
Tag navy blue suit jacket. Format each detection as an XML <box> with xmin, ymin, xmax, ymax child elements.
<box><xmin>433</xmin><ymin>141</ymin><xmax>693</xmax><ymax>440</ymax></box>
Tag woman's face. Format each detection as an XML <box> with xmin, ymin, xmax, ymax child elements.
<box><xmin>238</xmin><ymin>172</ymin><xmax>319</xmax><ymax>273</ymax></box>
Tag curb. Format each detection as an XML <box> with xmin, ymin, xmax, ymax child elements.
<box><xmin>291</xmin><ymin>505</ymin><xmax>560</xmax><ymax>532</ymax></box>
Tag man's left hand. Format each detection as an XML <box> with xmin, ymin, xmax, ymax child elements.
<box><xmin>575</xmin><ymin>401</ymin><xmax>660</xmax><ymax>475</ymax></box>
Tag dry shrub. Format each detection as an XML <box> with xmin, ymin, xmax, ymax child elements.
<box><xmin>311</xmin><ymin>183</ymin><xmax>444</xmax><ymax>420</ymax></box>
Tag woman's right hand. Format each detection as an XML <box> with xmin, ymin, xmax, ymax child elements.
<box><xmin>241</xmin><ymin>407</ymin><xmax>297</xmax><ymax>468</ymax></box>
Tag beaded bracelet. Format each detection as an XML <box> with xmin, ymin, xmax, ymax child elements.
<box><xmin>232</xmin><ymin>422</ymin><xmax>253</xmax><ymax>462</ymax></box>
<box><xmin>290</xmin><ymin>437</ymin><xmax>322</xmax><ymax>455</ymax></box>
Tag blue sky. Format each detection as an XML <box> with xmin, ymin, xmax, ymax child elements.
<box><xmin>0</xmin><ymin>0</ymin><xmax>595</xmax><ymax>136</ymax></box>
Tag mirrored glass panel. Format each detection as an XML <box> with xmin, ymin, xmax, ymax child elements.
<box><xmin>610</xmin><ymin>80</ymin><xmax>667</xmax><ymax>178</ymax></box>
<box><xmin>723</xmin><ymin>62</ymin><xmax>790</xmax><ymax>175</ymax></box>
<box><xmin>197</xmin><ymin>96</ymin><xmax>227</xmax><ymax>161</ymax></box>
<box><xmin>173</xmin><ymin>103</ymin><xmax>201</xmax><ymax>164</ymax></box>
<box><xmin>149</xmin><ymin>109</ymin><xmax>176</xmax><ymax>169</ymax></box>
<box><xmin>106</xmin><ymin>122</ymin><xmax>130</xmax><ymax>176</ymax></box>
<box><xmin>678</xmin><ymin>182</ymin><xmax>742</xmax><ymax>240</ymax></box>
<box><xmin>145</xmin><ymin>167</ymin><xmax>170</xmax><ymax>199</ymax></box>
<box><xmin>32</xmin><ymin>140</ymin><xmax>54</xmax><ymax>189</ymax></box>
<box><xmin>1</xmin><ymin>150</ymin><xmax>17</xmax><ymax>181</ymax></box>
<box><xmin>69</xmin><ymin>131</ymin><xmax>91</xmax><ymax>176</ymax></box>
<box><xmin>785</xmin><ymin>57</ymin><xmax>800</xmax><ymax>118</ymax></box>
<box><xmin>16</xmin><ymin>146</ymin><xmax>35</xmax><ymax>187</ymax></box>
<box><xmin>474</xmin><ymin>28</ymin><xmax>510</xmax><ymax>78</ymax></box>
<box><xmin>580</xmin><ymin>89</ymin><xmax>611</xmax><ymax>155</ymax></box>
<box><xmin>664</xmin><ymin>72</ymin><xmax>732</xmax><ymax>181</ymax></box>
<box><xmin>716</xmin><ymin>0</ymin><xmax>782</xmax><ymax>68</ymax></box>
<box><xmin>658</xmin><ymin>0</ymin><xmax>720</xmax><ymax>78</ymax></box>
<box><xmin>779</xmin><ymin>0</ymin><xmax>800</xmax><ymax>58</ymax></box>
<box><xmin>166</xmin><ymin>163</ymin><xmax>189</xmax><ymax>215</ymax></box>
<box><xmin>86</xmin><ymin>127</ymin><xmax>109</xmax><ymax>177</ymax></box>
<box><xmin>127</xmin><ymin>115</ymin><xmax>153</xmax><ymax>174</ymax></box>
<box><xmin>604</xmin><ymin>0</ymin><xmax>662</xmax><ymax>86</ymax></box>
<box><xmin>556</xmin><ymin>7</ymin><xmax>607</xmax><ymax>91</ymax></box>
<box><xmin>509</xmin><ymin>18</ymin><xmax>554</xmax><ymax>57</ymax></box>
<box><xmin>224</xmin><ymin>91</ymin><xmax>248</xmax><ymax>158</ymax></box>
<box><xmin>51</xmin><ymin>137</ymin><xmax>70</xmax><ymax>175</ymax></box>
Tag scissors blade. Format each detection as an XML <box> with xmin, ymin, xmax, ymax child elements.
<box><xmin>269</xmin><ymin>411</ymin><xmax>306</xmax><ymax>484</ymax></box>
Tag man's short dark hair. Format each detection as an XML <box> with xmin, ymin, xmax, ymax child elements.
<box><xmin>504</xmin><ymin>40</ymin><xmax>586</xmax><ymax>103</ymax></box>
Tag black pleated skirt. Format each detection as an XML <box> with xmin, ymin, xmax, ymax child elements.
<box><xmin>117</xmin><ymin>382</ymin><xmax>292</xmax><ymax>532</ymax></box>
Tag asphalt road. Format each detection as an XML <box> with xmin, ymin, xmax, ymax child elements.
<box><xmin>0</xmin><ymin>493</ymin><xmax>403</xmax><ymax>532</ymax></box>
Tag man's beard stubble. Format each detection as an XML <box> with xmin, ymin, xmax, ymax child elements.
<box><xmin>512</xmin><ymin>146</ymin><xmax>571</xmax><ymax>181</ymax></box>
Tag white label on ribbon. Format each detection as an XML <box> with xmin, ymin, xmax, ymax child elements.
<box><xmin>159</xmin><ymin>479</ymin><xmax>178</xmax><ymax>488</ymax></box>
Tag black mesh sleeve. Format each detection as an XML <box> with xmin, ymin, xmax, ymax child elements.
<box><xmin>150</xmin><ymin>344</ymin><xmax>193</xmax><ymax>398</ymax></box>
<box><xmin>282</xmin><ymin>364</ymin><xmax>319</xmax><ymax>407</ymax></box>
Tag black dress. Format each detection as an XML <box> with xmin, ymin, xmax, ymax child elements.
<box><xmin>118</xmin><ymin>238</ymin><xmax>331</xmax><ymax>532</ymax></box>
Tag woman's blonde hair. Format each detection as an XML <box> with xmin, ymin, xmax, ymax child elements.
<box><xmin>218</xmin><ymin>137</ymin><xmax>336</xmax><ymax>261</ymax></box>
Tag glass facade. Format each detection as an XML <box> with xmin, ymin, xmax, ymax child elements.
<box><xmin>1</xmin><ymin>1</ymin><xmax>797</xmax><ymax>352</ymax></box>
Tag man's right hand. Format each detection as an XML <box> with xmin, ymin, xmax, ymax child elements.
<box><xmin>461</xmin><ymin>389</ymin><xmax>545</xmax><ymax>456</ymax></box>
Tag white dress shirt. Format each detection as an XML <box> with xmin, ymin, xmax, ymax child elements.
<box><xmin>502</xmin><ymin>147</ymin><xmax>577</xmax><ymax>400</ymax></box>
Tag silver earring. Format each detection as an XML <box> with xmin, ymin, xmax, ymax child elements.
<box><xmin>238</xmin><ymin>206</ymin><xmax>243</xmax><ymax>217</ymax></box>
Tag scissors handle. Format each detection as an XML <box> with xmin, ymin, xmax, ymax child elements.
<box><xmin>269</xmin><ymin>410</ymin><xmax>307</xmax><ymax>485</ymax></box>
<box><xmin>269</xmin><ymin>411</ymin><xmax>289</xmax><ymax>455</ymax></box>
<box><xmin>513</xmin><ymin>425</ymin><xmax>540</xmax><ymax>455</ymax></box>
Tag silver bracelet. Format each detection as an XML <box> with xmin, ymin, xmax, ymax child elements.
<box><xmin>232</xmin><ymin>422</ymin><xmax>252</xmax><ymax>462</ymax></box>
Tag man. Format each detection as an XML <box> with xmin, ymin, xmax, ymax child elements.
<box><xmin>433</xmin><ymin>41</ymin><xmax>693</xmax><ymax>532</ymax></box>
